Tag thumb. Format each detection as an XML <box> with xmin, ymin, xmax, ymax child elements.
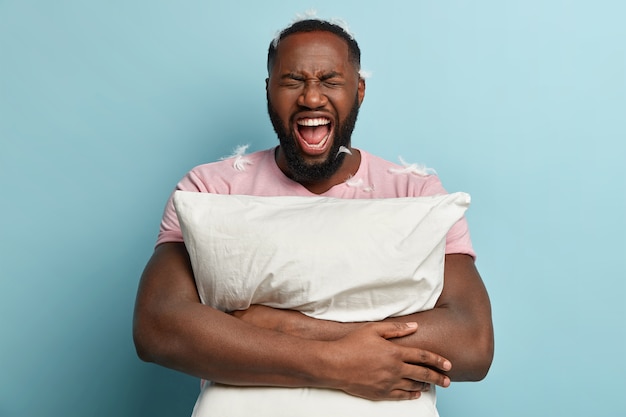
<box><xmin>373</xmin><ymin>321</ymin><xmax>418</xmax><ymax>340</ymax></box>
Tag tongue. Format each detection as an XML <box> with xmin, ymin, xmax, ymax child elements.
<box><xmin>299</xmin><ymin>125</ymin><xmax>329</xmax><ymax>145</ymax></box>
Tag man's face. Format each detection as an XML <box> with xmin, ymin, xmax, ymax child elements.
<box><xmin>267</xmin><ymin>31</ymin><xmax>365</xmax><ymax>184</ymax></box>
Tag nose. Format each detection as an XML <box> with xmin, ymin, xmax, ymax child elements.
<box><xmin>297</xmin><ymin>80</ymin><xmax>328</xmax><ymax>109</ymax></box>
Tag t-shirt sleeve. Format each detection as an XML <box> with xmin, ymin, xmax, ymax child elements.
<box><xmin>155</xmin><ymin>169</ymin><xmax>209</xmax><ymax>247</ymax></box>
<box><xmin>421</xmin><ymin>175</ymin><xmax>476</xmax><ymax>259</ymax></box>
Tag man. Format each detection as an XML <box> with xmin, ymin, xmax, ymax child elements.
<box><xmin>133</xmin><ymin>17</ymin><xmax>493</xmax><ymax>416</ymax></box>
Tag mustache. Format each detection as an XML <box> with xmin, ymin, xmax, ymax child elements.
<box><xmin>265</xmin><ymin>94</ymin><xmax>361</xmax><ymax>183</ymax></box>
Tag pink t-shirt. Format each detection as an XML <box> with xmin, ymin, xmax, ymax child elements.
<box><xmin>157</xmin><ymin>147</ymin><xmax>475</xmax><ymax>257</ymax></box>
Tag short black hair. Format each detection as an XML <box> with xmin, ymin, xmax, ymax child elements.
<box><xmin>267</xmin><ymin>19</ymin><xmax>361</xmax><ymax>74</ymax></box>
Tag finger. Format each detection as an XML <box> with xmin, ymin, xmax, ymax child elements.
<box><xmin>383</xmin><ymin>389</ymin><xmax>423</xmax><ymax>401</ymax></box>
<box><xmin>372</xmin><ymin>321</ymin><xmax>419</xmax><ymax>340</ymax></box>
<box><xmin>346</xmin><ymin>381</ymin><xmax>429</xmax><ymax>401</ymax></box>
<box><xmin>397</xmin><ymin>378</ymin><xmax>431</xmax><ymax>393</ymax></box>
<box><xmin>402</xmin><ymin>362</ymin><xmax>451</xmax><ymax>388</ymax></box>
<box><xmin>404</xmin><ymin>348</ymin><xmax>452</xmax><ymax>373</ymax></box>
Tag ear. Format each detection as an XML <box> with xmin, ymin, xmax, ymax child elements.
<box><xmin>265</xmin><ymin>77</ymin><xmax>269</xmax><ymax>92</ymax></box>
<box><xmin>357</xmin><ymin>77</ymin><xmax>366</xmax><ymax>106</ymax></box>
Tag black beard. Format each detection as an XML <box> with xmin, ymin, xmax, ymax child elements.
<box><xmin>267</xmin><ymin>96</ymin><xmax>360</xmax><ymax>184</ymax></box>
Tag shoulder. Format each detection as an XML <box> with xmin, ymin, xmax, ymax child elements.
<box><xmin>356</xmin><ymin>149</ymin><xmax>445</xmax><ymax>198</ymax></box>
<box><xmin>190</xmin><ymin>148</ymin><xmax>271</xmax><ymax>179</ymax></box>
<box><xmin>180</xmin><ymin>148</ymin><xmax>275</xmax><ymax>193</ymax></box>
<box><xmin>360</xmin><ymin>150</ymin><xmax>436</xmax><ymax>176</ymax></box>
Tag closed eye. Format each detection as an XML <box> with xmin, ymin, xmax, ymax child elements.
<box><xmin>278</xmin><ymin>72</ymin><xmax>346</xmax><ymax>88</ymax></box>
<box><xmin>320</xmin><ymin>72</ymin><xmax>345</xmax><ymax>87</ymax></box>
<box><xmin>280</xmin><ymin>73</ymin><xmax>306</xmax><ymax>88</ymax></box>
<box><xmin>322</xmin><ymin>79</ymin><xmax>344</xmax><ymax>87</ymax></box>
<box><xmin>319</xmin><ymin>71</ymin><xmax>342</xmax><ymax>80</ymax></box>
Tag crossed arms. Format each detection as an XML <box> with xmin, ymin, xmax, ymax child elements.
<box><xmin>133</xmin><ymin>242</ymin><xmax>494</xmax><ymax>401</ymax></box>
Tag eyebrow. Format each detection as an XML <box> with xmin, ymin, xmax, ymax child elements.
<box><xmin>281</xmin><ymin>73</ymin><xmax>305</xmax><ymax>81</ymax></box>
<box><xmin>281</xmin><ymin>71</ymin><xmax>344</xmax><ymax>81</ymax></box>
<box><xmin>319</xmin><ymin>71</ymin><xmax>343</xmax><ymax>81</ymax></box>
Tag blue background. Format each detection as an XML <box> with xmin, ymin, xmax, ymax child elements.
<box><xmin>1</xmin><ymin>1</ymin><xmax>624</xmax><ymax>416</ymax></box>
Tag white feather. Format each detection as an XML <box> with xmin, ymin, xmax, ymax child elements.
<box><xmin>345</xmin><ymin>177</ymin><xmax>375</xmax><ymax>192</ymax></box>
<box><xmin>388</xmin><ymin>156</ymin><xmax>436</xmax><ymax>176</ymax></box>
<box><xmin>337</xmin><ymin>146</ymin><xmax>352</xmax><ymax>156</ymax></box>
<box><xmin>220</xmin><ymin>144</ymin><xmax>253</xmax><ymax>172</ymax></box>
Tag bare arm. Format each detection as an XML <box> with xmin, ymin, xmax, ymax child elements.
<box><xmin>391</xmin><ymin>254</ymin><xmax>494</xmax><ymax>381</ymax></box>
<box><xmin>233</xmin><ymin>254</ymin><xmax>494</xmax><ymax>382</ymax></box>
<box><xmin>132</xmin><ymin>242</ymin><xmax>453</xmax><ymax>400</ymax></box>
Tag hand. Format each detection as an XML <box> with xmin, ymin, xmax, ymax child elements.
<box><xmin>233</xmin><ymin>308</ymin><xmax>451</xmax><ymax>400</ymax></box>
<box><xmin>323</xmin><ymin>322</ymin><xmax>451</xmax><ymax>401</ymax></box>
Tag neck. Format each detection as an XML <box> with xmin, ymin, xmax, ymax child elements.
<box><xmin>275</xmin><ymin>146</ymin><xmax>361</xmax><ymax>194</ymax></box>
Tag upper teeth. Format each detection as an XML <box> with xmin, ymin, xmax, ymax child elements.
<box><xmin>297</xmin><ymin>118</ymin><xmax>330</xmax><ymax>127</ymax></box>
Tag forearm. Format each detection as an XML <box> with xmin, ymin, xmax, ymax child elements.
<box><xmin>133</xmin><ymin>243</ymin><xmax>452</xmax><ymax>400</ymax></box>
<box><xmin>233</xmin><ymin>305</ymin><xmax>359</xmax><ymax>341</ymax></box>
<box><xmin>135</xmin><ymin>300</ymin><xmax>327</xmax><ymax>387</ymax></box>
<box><xmin>133</xmin><ymin>244</ymin><xmax>328</xmax><ymax>387</ymax></box>
<box><xmin>384</xmin><ymin>306</ymin><xmax>493</xmax><ymax>381</ymax></box>
<box><xmin>234</xmin><ymin>254</ymin><xmax>494</xmax><ymax>382</ymax></box>
<box><xmin>315</xmin><ymin>254</ymin><xmax>494</xmax><ymax>381</ymax></box>
<box><xmin>320</xmin><ymin>311</ymin><xmax>492</xmax><ymax>382</ymax></box>
<box><xmin>135</xmin><ymin>299</ymin><xmax>451</xmax><ymax>399</ymax></box>
<box><xmin>242</xmin><ymin>307</ymin><xmax>491</xmax><ymax>381</ymax></box>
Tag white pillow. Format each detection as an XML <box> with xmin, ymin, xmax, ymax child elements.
<box><xmin>173</xmin><ymin>191</ymin><xmax>470</xmax><ymax>322</ymax></box>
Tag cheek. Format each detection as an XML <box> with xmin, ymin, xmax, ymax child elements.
<box><xmin>331</xmin><ymin>93</ymin><xmax>357</xmax><ymax>115</ymax></box>
<box><xmin>270</xmin><ymin>92</ymin><xmax>298</xmax><ymax>117</ymax></box>
<box><xmin>325</xmin><ymin>83</ymin><xmax>359</xmax><ymax>107</ymax></box>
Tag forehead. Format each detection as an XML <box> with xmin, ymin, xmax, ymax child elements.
<box><xmin>272</xmin><ymin>31</ymin><xmax>353</xmax><ymax>74</ymax></box>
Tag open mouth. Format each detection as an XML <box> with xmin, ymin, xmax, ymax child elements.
<box><xmin>295</xmin><ymin>117</ymin><xmax>333</xmax><ymax>154</ymax></box>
